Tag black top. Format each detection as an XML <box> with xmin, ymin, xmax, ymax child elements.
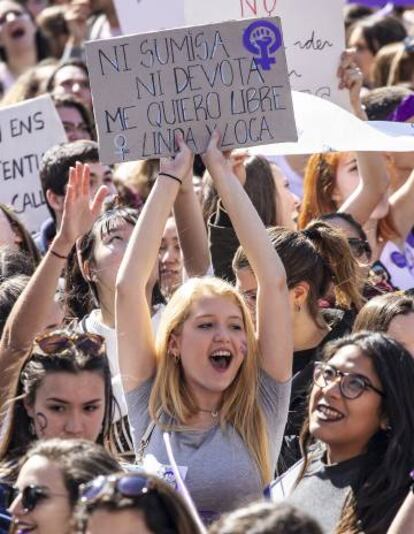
<box><xmin>287</xmin><ymin>451</ymin><xmax>365</xmax><ymax>534</ymax></box>
<box><xmin>277</xmin><ymin>308</ymin><xmax>355</xmax><ymax>474</ymax></box>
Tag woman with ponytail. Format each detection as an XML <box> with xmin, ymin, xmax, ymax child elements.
<box><xmin>233</xmin><ymin>220</ymin><xmax>363</xmax><ymax>472</ymax></box>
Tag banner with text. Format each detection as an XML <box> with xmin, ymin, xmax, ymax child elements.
<box><xmin>0</xmin><ymin>96</ymin><xmax>67</xmax><ymax>233</ymax></box>
<box><xmin>114</xmin><ymin>0</ymin><xmax>347</xmax><ymax>108</ymax></box>
<box><xmin>85</xmin><ymin>17</ymin><xmax>297</xmax><ymax>163</ymax></box>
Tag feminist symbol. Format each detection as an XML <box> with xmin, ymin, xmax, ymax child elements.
<box><xmin>114</xmin><ymin>134</ymin><xmax>130</xmax><ymax>161</ymax></box>
<box><xmin>243</xmin><ymin>20</ymin><xmax>282</xmax><ymax>71</ymax></box>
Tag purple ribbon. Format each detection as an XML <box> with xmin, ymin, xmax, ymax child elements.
<box><xmin>386</xmin><ymin>94</ymin><xmax>414</xmax><ymax>122</ymax></box>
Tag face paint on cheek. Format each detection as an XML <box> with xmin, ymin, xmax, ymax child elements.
<box><xmin>35</xmin><ymin>412</ymin><xmax>48</xmax><ymax>436</ymax></box>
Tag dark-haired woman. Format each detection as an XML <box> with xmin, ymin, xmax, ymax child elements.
<box><xmin>233</xmin><ymin>220</ymin><xmax>363</xmax><ymax>472</ymax></box>
<box><xmin>8</xmin><ymin>439</ymin><xmax>120</xmax><ymax>534</ymax></box>
<box><xmin>0</xmin><ymin>0</ymin><xmax>50</xmax><ymax>99</ymax></box>
<box><xmin>0</xmin><ymin>163</ymin><xmax>112</xmax><ymax>476</ymax></box>
<box><xmin>74</xmin><ymin>472</ymin><xmax>200</xmax><ymax>534</ymax></box>
<box><xmin>348</xmin><ymin>14</ymin><xmax>407</xmax><ymax>87</ymax></box>
<box><xmin>285</xmin><ymin>332</ymin><xmax>414</xmax><ymax>533</ymax></box>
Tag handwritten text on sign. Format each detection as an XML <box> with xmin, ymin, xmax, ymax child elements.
<box><xmin>0</xmin><ymin>96</ymin><xmax>67</xmax><ymax>232</ymax></box>
<box><xmin>114</xmin><ymin>0</ymin><xmax>347</xmax><ymax>109</ymax></box>
<box><xmin>85</xmin><ymin>17</ymin><xmax>297</xmax><ymax>163</ymax></box>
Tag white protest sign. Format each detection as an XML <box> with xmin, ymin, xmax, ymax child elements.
<box><xmin>115</xmin><ymin>0</ymin><xmax>185</xmax><ymax>34</ymax></box>
<box><xmin>85</xmin><ymin>17</ymin><xmax>297</xmax><ymax>163</ymax></box>
<box><xmin>248</xmin><ymin>91</ymin><xmax>414</xmax><ymax>156</ymax></box>
<box><xmin>0</xmin><ymin>95</ymin><xmax>67</xmax><ymax>233</ymax></box>
<box><xmin>113</xmin><ymin>0</ymin><xmax>348</xmax><ymax>108</ymax></box>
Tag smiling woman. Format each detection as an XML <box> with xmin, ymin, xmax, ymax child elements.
<box><xmin>8</xmin><ymin>439</ymin><xmax>120</xmax><ymax>534</ymax></box>
<box><xmin>286</xmin><ymin>332</ymin><xmax>414</xmax><ymax>534</ymax></box>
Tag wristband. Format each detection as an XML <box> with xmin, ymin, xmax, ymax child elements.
<box><xmin>158</xmin><ymin>172</ymin><xmax>182</xmax><ymax>186</ymax></box>
<box><xmin>50</xmin><ymin>249</ymin><xmax>68</xmax><ymax>260</ymax></box>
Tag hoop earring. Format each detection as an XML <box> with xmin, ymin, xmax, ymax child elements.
<box><xmin>174</xmin><ymin>354</ymin><xmax>180</xmax><ymax>365</ymax></box>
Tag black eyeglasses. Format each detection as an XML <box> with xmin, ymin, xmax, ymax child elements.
<box><xmin>34</xmin><ymin>332</ymin><xmax>105</xmax><ymax>356</ymax></box>
<box><xmin>313</xmin><ymin>362</ymin><xmax>385</xmax><ymax>400</ymax></box>
<box><xmin>11</xmin><ymin>485</ymin><xmax>67</xmax><ymax>512</ymax></box>
<box><xmin>347</xmin><ymin>238</ymin><xmax>372</xmax><ymax>261</ymax></box>
<box><xmin>80</xmin><ymin>474</ymin><xmax>154</xmax><ymax>505</ymax></box>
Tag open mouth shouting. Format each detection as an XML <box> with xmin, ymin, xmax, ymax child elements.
<box><xmin>8</xmin><ymin>24</ymin><xmax>26</xmax><ymax>40</ymax></box>
<box><xmin>209</xmin><ymin>350</ymin><xmax>233</xmax><ymax>372</ymax></box>
<box><xmin>315</xmin><ymin>403</ymin><xmax>345</xmax><ymax>422</ymax></box>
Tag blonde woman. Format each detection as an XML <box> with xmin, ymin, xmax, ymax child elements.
<box><xmin>115</xmin><ymin>132</ymin><xmax>293</xmax><ymax>522</ymax></box>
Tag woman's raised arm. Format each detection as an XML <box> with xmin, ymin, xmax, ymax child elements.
<box><xmin>115</xmin><ymin>135</ymin><xmax>194</xmax><ymax>392</ymax></box>
<box><xmin>202</xmin><ymin>132</ymin><xmax>292</xmax><ymax>383</ymax></box>
<box><xmin>1</xmin><ymin>163</ymin><xmax>108</xmax><ymax>352</ymax></box>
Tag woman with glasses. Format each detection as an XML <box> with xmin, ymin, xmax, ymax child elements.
<box><xmin>8</xmin><ymin>439</ymin><xmax>120</xmax><ymax>534</ymax></box>
<box><xmin>116</xmin><ymin>132</ymin><xmax>293</xmax><ymax>522</ymax></box>
<box><xmin>0</xmin><ymin>0</ymin><xmax>50</xmax><ymax>99</ymax></box>
<box><xmin>320</xmin><ymin>212</ymin><xmax>396</xmax><ymax>298</ymax></box>
<box><xmin>73</xmin><ymin>472</ymin><xmax>199</xmax><ymax>534</ymax></box>
<box><xmin>284</xmin><ymin>332</ymin><xmax>414</xmax><ymax>533</ymax></box>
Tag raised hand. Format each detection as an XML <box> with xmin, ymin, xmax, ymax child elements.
<box><xmin>159</xmin><ymin>132</ymin><xmax>194</xmax><ymax>185</ymax></box>
<box><xmin>57</xmin><ymin>162</ymin><xmax>108</xmax><ymax>248</ymax></box>
<box><xmin>337</xmin><ymin>49</ymin><xmax>364</xmax><ymax>118</ymax></box>
<box><xmin>202</xmin><ymin>131</ymin><xmax>236</xmax><ymax>180</ymax></box>
<box><xmin>64</xmin><ymin>0</ymin><xmax>90</xmax><ymax>46</ymax></box>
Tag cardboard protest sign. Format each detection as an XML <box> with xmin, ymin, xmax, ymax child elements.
<box><xmin>248</xmin><ymin>91</ymin><xmax>414</xmax><ymax>156</ymax></box>
<box><xmin>85</xmin><ymin>17</ymin><xmax>297</xmax><ymax>163</ymax></box>
<box><xmin>0</xmin><ymin>95</ymin><xmax>67</xmax><ymax>233</ymax></box>
<box><xmin>113</xmin><ymin>0</ymin><xmax>348</xmax><ymax>108</ymax></box>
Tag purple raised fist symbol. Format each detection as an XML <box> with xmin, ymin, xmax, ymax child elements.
<box><xmin>243</xmin><ymin>20</ymin><xmax>282</xmax><ymax>71</ymax></box>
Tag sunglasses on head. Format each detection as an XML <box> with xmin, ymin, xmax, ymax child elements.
<box><xmin>10</xmin><ymin>485</ymin><xmax>66</xmax><ymax>512</ymax></box>
<box><xmin>80</xmin><ymin>474</ymin><xmax>154</xmax><ymax>505</ymax></box>
<box><xmin>34</xmin><ymin>332</ymin><xmax>105</xmax><ymax>356</ymax></box>
<box><xmin>347</xmin><ymin>238</ymin><xmax>372</xmax><ymax>261</ymax></box>
<box><xmin>313</xmin><ymin>362</ymin><xmax>384</xmax><ymax>400</ymax></box>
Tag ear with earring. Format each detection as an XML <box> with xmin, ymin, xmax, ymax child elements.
<box><xmin>168</xmin><ymin>351</ymin><xmax>180</xmax><ymax>364</ymax></box>
<box><xmin>295</xmin><ymin>302</ymin><xmax>301</xmax><ymax>313</ymax></box>
<box><xmin>29</xmin><ymin>419</ymin><xmax>36</xmax><ymax>437</ymax></box>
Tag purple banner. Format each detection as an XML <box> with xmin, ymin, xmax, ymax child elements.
<box><xmin>347</xmin><ymin>0</ymin><xmax>414</xmax><ymax>6</ymax></box>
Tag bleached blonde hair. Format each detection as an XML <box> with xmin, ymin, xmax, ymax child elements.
<box><xmin>149</xmin><ymin>277</ymin><xmax>271</xmax><ymax>484</ymax></box>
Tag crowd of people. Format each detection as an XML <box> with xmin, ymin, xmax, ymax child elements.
<box><xmin>1</xmin><ymin>1</ymin><xmax>414</xmax><ymax>533</ymax></box>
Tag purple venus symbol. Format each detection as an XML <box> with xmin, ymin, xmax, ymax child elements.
<box><xmin>242</xmin><ymin>20</ymin><xmax>282</xmax><ymax>71</ymax></box>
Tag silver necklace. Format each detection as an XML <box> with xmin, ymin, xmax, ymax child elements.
<box><xmin>197</xmin><ymin>408</ymin><xmax>219</xmax><ymax>418</ymax></box>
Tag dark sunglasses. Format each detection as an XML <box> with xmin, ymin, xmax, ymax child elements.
<box><xmin>347</xmin><ymin>238</ymin><xmax>372</xmax><ymax>261</ymax></box>
<box><xmin>313</xmin><ymin>362</ymin><xmax>384</xmax><ymax>400</ymax></box>
<box><xmin>34</xmin><ymin>332</ymin><xmax>105</xmax><ymax>356</ymax></box>
<box><xmin>10</xmin><ymin>485</ymin><xmax>66</xmax><ymax>512</ymax></box>
<box><xmin>80</xmin><ymin>474</ymin><xmax>154</xmax><ymax>504</ymax></box>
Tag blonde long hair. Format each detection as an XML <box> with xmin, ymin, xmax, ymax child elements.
<box><xmin>149</xmin><ymin>277</ymin><xmax>271</xmax><ymax>485</ymax></box>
